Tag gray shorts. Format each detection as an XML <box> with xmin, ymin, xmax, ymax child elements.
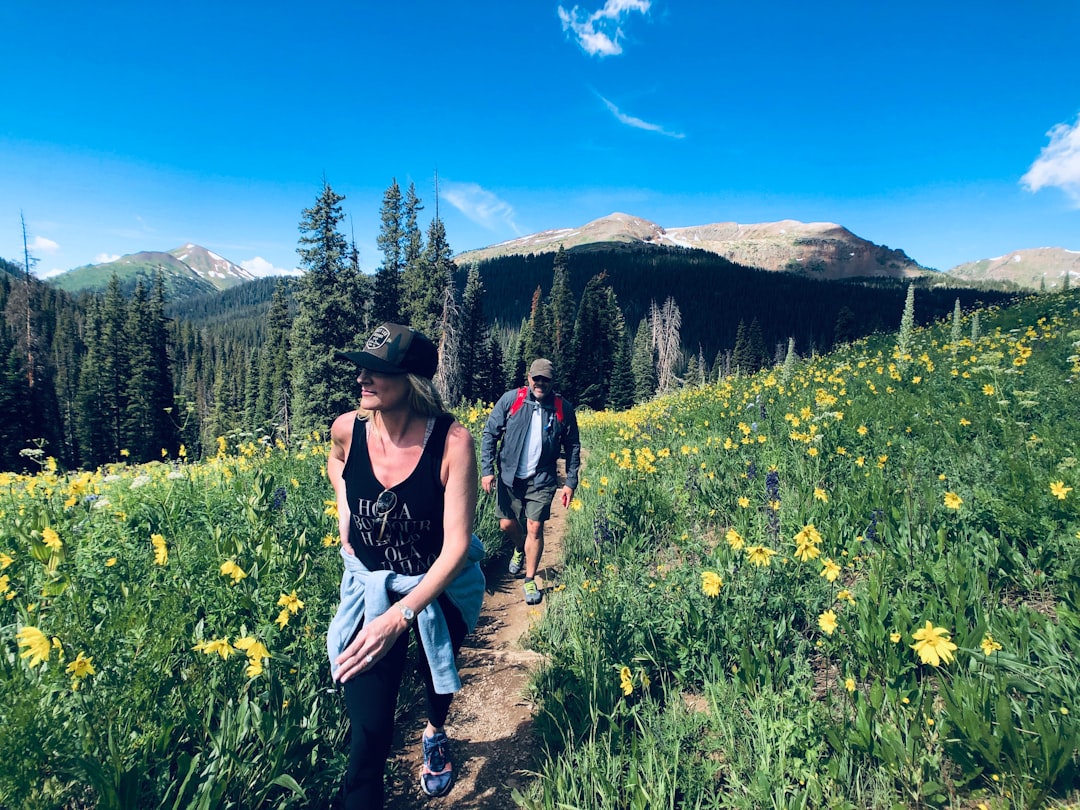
<box><xmin>496</xmin><ymin>477</ymin><xmax>558</xmax><ymax>523</ymax></box>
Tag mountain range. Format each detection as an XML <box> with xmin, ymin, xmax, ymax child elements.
<box><xmin>49</xmin><ymin>244</ymin><xmax>255</xmax><ymax>298</ymax></box>
<box><xmin>42</xmin><ymin>214</ymin><xmax>1079</xmax><ymax>297</ymax></box>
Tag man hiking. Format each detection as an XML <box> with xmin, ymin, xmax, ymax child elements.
<box><xmin>480</xmin><ymin>358</ymin><xmax>581</xmax><ymax>605</ymax></box>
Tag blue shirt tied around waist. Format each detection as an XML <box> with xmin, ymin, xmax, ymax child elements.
<box><xmin>327</xmin><ymin>534</ymin><xmax>486</xmax><ymax>694</ymax></box>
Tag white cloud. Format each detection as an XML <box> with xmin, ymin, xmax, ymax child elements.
<box><xmin>558</xmin><ymin>0</ymin><xmax>651</xmax><ymax>57</ymax></box>
<box><xmin>31</xmin><ymin>235</ymin><xmax>60</xmax><ymax>254</ymax></box>
<box><xmin>442</xmin><ymin>181</ymin><xmax>522</xmax><ymax>234</ymax></box>
<box><xmin>94</xmin><ymin>253</ymin><xmax>121</xmax><ymax>264</ymax></box>
<box><xmin>1022</xmin><ymin>113</ymin><xmax>1080</xmax><ymax>205</ymax></box>
<box><xmin>600</xmin><ymin>95</ymin><xmax>684</xmax><ymax>139</ymax></box>
<box><xmin>240</xmin><ymin>256</ymin><xmax>301</xmax><ymax>277</ymax></box>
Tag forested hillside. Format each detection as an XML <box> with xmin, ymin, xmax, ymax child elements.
<box><xmin>461</xmin><ymin>246</ymin><xmax>1014</xmax><ymax>364</ymax></box>
<box><xmin>0</xmin><ymin>181</ymin><xmax>1017</xmax><ymax>473</ymax></box>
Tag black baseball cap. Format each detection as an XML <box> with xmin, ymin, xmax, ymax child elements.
<box><xmin>335</xmin><ymin>323</ymin><xmax>438</xmax><ymax>380</ymax></box>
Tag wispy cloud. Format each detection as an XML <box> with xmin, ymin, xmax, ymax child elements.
<box><xmin>31</xmin><ymin>235</ymin><xmax>60</xmax><ymax>254</ymax></box>
<box><xmin>94</xmin><ymin>253</ymin><xmax>121</xmax><ymax>264</ymax></box>
<box><xmin>442</xmin><ymin>181</ymin><xmax>521</xmax><ymax>234</ymax></box>
<box><xmin>558</xmin><ymin>0</ymin><xmax>651</xmax><ymax>57</ymax></box>
<box><xmin>1022</xmin><ymin>113</ymin><xmax>1080</xmax><ymax>205</ymax></box>
<box><xmin>600</xmin><ymin>95</ymin><xmax>684</xmax><ymax>139</ymax></box>
<box><xmin>241</xmin><ymin>256</ymin><xmax>301</xmax><ymax>278</ymax></box>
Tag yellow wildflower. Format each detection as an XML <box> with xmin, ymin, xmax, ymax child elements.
<box><xmin>820</xmin><ymin>558</ymin><xmax>841</xmax><ymax>582</ymax></box>
<box><xmin>910</xmin><ymin>621</ymin><xmax>958</xmax><ymax>667</ymax></box>
<box><xmin>42</xmin><ymin>527</ymin><xmax>63</xmax><ymax>551</ymax></box>
<box><xmin>980</xmin><ymin>634</ymin><xmax>1003</xmax><ymax>656</ymax></box>
<box><xmin>813</xmin><ymin>487</ymin><xmax>828</xmax><ymax>502</ymax></box>
<box><xmin>275</xmin><ymin>609</ymin><xmax>291</xmax><ymax>629</ymax></box>
<box><xmin>1050</xmin><ymin>481</ymin><xmax>1072</xmax><ymax>500</ymax></box>
<box><xmin>737</xmin><ymin>496</ymin><xmax>750</xmax><ymax>508</ymax></box>
<box><xmin>818</xmin><ymin>610</ymin><xmax>838</xmax><ymax>635</ymax></box>
<box><xmin>151</xmin><ymin>533</ymin><xmax>168</xmax><ymax>565</ymax></box>
<box><xmin>619</xmin><ymin>665</ymin><xmax>633</xmax><ymax>696</ymax></box>
<box><xmin>66</xmin><ymin>652</ymin><xmax>96</xmax><ymax>681</ymax></box>
<box><xmin>890</xmin><ymin>631</ymin><xmax>902</xmax><ymax>644</ymax></box>
<box><xmin>725</xmin><ymin>528</ymin><xmax>745</xmax><ymax>552</ymax></box>
<box><xmin>745</xmin><ymin>545</ymin><xmax>778</xmax><ymax>567</ymax></box>
<box><xmin>194</xmin><ymin>638</ymin><xmax>235</xmax><ymax>659</ymax></box>
<box><xmin>943</xmin><ymin>491</ymin><xmax>963</xmax><ymax>510</ymax></box>
<box><xmin>982</xmin><ymin>384</ymin><xmax>994</xmax><ymax>396</ymax></box>
<box><xmin>219</xmin><ymin>559</ymin><xmax>247</xmax><ymax>584</ymax></box>
<box><xmin>0</xmin><ymin>552</ymin><xmax>12</xmax><ymax>569</ymax></box>
<box><xmin>701</xmin><ymin>571</ymin><xmax>723</xmax><ymax>597</ymax></box>
<box><xmin>17</xmin><ymin>626</ymin><xmax>51</xmax><ymax>667</ymax></box>
<box><xmin>845</xmin><ymin>677</ymin><xmax>856</xmax><ymax>693</ymax></box>
<box><xmin>278</xmin><ymin>591</ymin><xmax>304</xmax><ymax>614</ymax></box>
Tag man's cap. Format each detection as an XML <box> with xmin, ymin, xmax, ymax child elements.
<box><xmin>335</xmin><ymin>323</ymin><xmax>438</xmax><ymax>379</ymax></box>
<box><xmin>529</xmin><ymin>358</ymin><xmax>554</xmax><ymax>380</ymax></box>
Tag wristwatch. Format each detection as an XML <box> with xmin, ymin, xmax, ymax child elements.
<box><xmin>399</xmin><ymin>604</ymin><xmax>415</xmax><ymax>626</ymax></box>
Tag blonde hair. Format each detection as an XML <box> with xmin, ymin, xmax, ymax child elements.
<box><xmin>356</xmin><ymin>373</ymin><xmax>447</xmax><ymax>420</ymax></box>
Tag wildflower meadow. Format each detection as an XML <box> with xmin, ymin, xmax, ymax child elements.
<box><xmin>519</xmin><ymin>289</ymin><xmax>1079</xmax><ymax>809</ymax></box>
<box><xmin>2</xmin><ymin>291</ymin><xmax>1079</xmax><ymax>808</ymax></box>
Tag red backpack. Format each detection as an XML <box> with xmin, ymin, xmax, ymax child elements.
<box><xmin>508</xmin><ymin>387</ymin><xmax>564</xmax><ymax>423</ymax></box>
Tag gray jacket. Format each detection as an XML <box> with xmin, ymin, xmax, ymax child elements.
<box><xmin>480</xmin><ymin>387</ymin><xmax>581</xmax><ymax>491</ymax></box>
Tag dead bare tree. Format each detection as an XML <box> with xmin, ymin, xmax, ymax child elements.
<box><xmin>650</xmin><ymin>297</ymin><xmax>682</xmax><ymax>395</ymax></box>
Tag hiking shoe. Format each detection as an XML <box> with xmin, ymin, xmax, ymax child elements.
<box><xmin>508</xmin><ymin>549</ymin><xmax>525</xmax><ymax>577</ymax></box>
<box><xmin>523</xmin><ymin>578</ymin><xmax>542</xmax><ymax>606</ymax></box>
<box><xmin>420</xmin><ymin>731</ymin><xmax>454</xmax><ymax>797</ymax></box>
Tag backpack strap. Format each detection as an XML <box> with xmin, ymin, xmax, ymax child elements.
<box><xmin>508</xmin><ymin>387</ymin><xmax>529</xmax><ymax>418</ymax></box>
<box><xmin>509</xmin><ymin>387</ymin><xmax>564</xmax><ymax>423</ymax></box>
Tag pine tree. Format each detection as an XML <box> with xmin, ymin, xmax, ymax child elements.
<box><xmin>122</xmin><ymin>275</ymin><xmax>177</xmax><ymax>462</ymax></box>
<box><xmin>607</xmin><ymin>335</ymin><xmax>636</xmax><ymax>411</ymax></box>
<box><xmin>263</xmin><ymin>280</ymin><xmax>293</xmax><ymax>441</ymax></box>
<box><xmin>833</xmin><ymin>305</ymin><xmax>856</xmax><ymax>346</ymax></box>
<box><xmin>549</xmin><ymin>246</ymin><xmax>576</xmax><ymax>381</ymax></box>
<box><xmin>731</xmin><ymin>320</ymin><xmax>748</xmax><ymax>375</ymax></box>
<box><xmin>569</xmin><ymin>273</ymin><xmax>623</xmax><ymax>408</ymax></box>
<box><xmin>522</xmin><ymin>286</ymin><xmax>553</xmax><ymax>363</ymax></box>
<box><xmin>630</xmin><ymin>318</ymin><xmax>656</xmax><ymax>403</ymax></box>
<box><xmin>745</xmin><ymin>318</ymin><xmax>767</xmax><ymax>372</ymax></box>
<box><xmin>403</xmin><ymin>182</ymin><xmax>424</xmax><ymax>270</ymax></box>
<box><xmin>373</xmin><ymin>179</ymin><xmax>404</xmax><ymax>323</ymax></box>
<box><xmin>290</xmin><ymin>182</ymin><xmax>369</xmax><ymax>435</ymax></box>
<box><xmin>481</xmin><ymin>329</ymin><xmax>506</xmax><ymax>403</ymax></box>
<box><xmin>403</xmin><ymin>214</ymin><xmax>455</xmax><ymax>340</ymax></box>
<box><xmin>76</xmin><ymin>277</ymin><xmax>129</xmax><ymax>464</ymax></box>
<box><xmin>0</xmin><ymin>327</ymin><xmax>33</xmax><ymax>470</ymax></box>
<box><xmin>459</xmin><ymin>264</ymin><xmax>488</xmax><ymax>402</ymax></box>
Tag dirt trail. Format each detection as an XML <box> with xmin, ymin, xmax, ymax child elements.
<box><xmin>383</xmin><ymin>488</ymin><xmax>568</xmax><ymax>808</ymax></box>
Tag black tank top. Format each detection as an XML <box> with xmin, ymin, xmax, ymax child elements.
<box><xmin>342</xmin><ymin>414</ymin><xmax>452</xmax><ymax>575</ymax></box>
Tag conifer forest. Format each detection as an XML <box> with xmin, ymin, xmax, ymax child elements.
<box><xmin>0</xmin><ymin>180</ymin><xmax>1013</xmax><ymax>473</ymax></box>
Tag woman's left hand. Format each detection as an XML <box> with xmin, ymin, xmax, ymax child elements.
<box><xmin>334</xmin><ymin>610</ymin><xmax>407</xmax><ymax>683</ymax></box>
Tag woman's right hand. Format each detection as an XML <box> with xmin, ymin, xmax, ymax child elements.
<box><xmin>334</xmin><ymin>607</ymin><xmax>409</xmax><ymax>683</ymax></box>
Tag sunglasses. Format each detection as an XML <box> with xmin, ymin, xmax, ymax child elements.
<box><xmin>531</xmin><ymin>376</ymin><xmax>551</xmax><ymax>384</ymax></box>
<box><xmin>373</xmin><ymin>489</ymin><xmax>397</xmax><ymax>542</ymax></box>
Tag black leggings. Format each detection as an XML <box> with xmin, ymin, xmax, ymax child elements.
<box><xmin>340</xmin><ymin>594</ymin><xmax>468</xmax><ymax>809</ymax></box>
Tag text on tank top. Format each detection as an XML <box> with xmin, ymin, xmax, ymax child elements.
<box><xmin>342</xmin><ymin>414</ymin><xmax>452</xmax><ymax>575</ymax></box>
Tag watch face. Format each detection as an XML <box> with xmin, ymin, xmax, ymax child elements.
<box><xmin>401</xmin><ymin>605</ymin><xmax>415</xmax><ymax>621</ymax></box>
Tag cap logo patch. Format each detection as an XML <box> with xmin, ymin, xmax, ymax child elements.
<box><xmin>365</xmin><ymin>325</ymin><xmax>392</xmax><ymax>350</ymax></box>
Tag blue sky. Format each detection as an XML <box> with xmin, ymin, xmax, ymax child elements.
<box><xmin>3</xmin><ymin>1</ymin><xmax>1079</xmax><ymax>278</ymax></box>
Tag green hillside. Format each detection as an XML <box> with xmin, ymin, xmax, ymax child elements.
<box><xmin>49</xmin><ymin>251</ymin><xmax>216</xmax><ymax>299</ymax></box>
